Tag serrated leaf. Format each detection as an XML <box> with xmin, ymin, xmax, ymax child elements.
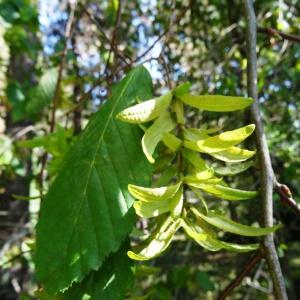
<box><xmin>210</xmin><ymin>146</ymin><xmax>256</xmax><ymax>162</ymax></box>
<box><xmin>142</xmin><ymin>112</ymin><xmax>176</xmax><ymax>163</ymax></box>
<box><xmin>191</xmin><ymin>208</ymin><xmax>281</xmax><ymax>236</ymax></box>
<box><xmin>214</xmin><ymin>161</ymin><xmax>254</xmax><ymax>176</ymax></box>
<box><xmin>128</xmin><ymin>182</ymin><xmax>181</xmax><ymax>202</ymax></box>
<box><xmin>188</xmin><ymin>183</ymin><xmax>257</xmax><ymax>200</ymax></box>
<box><xmin>184</xmin><ymin>125</ymin><xmax>255</xmax><ymax>154</ymax></box>
<box><xmin>116</xmin><ymin>91</ymin><xmax>172</xmax><ymax>123</ymax></box>
<box><xmin>60</xmin><ymin>245</ymin><xmax>134</xmax><ymax>300</ymax></box>
<box><xmin>178</xmin><ymin>94</ymin><xmax>254</xmax><ymax>111</ymax></box>
<box><xmin>127</xmin><ymin>216</ymin><xmax>181</xmax><ymax>261</ymax></box>
<box><xmin>162</xmin><ymin>132</ymin><xmax>182</xmax><ymax>152</ymax></box>
<box><xmin>35</xmin><ymin>66</ymin><xmax>153</xmax><ymax>295</ymax></box>
<box><xmin>173</xmin><ymin>82</ymin><xmax>191</xmax><ymax>96</ymax></box>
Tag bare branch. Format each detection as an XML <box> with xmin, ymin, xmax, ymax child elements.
<box><xmin>243</xmin><ymin>1</ymin><xmax>288</xmax><ymax>299</ymax></box>
<box><xmin>258</xmin><ymin>27</ymin><xmax>300</xmax><ymax>43</ymax></box>
<box><xmin>217</xmin><ymin>250</ymin><xmax>263</xmax><ymax>300</ymax></box>
<box><xmin>274</xmin><ymin>180</ymin><xmax>300</xmax><ymax>216</ymax></box>
<box><xmin>49</xmin><ymin>1</ymin><xmax>77</xmax><ymax>133</ymax></box>
<box><xmin>134</xmin><ymin>4</ymin><xmax>190</xmax><ymax>63</ymax></box>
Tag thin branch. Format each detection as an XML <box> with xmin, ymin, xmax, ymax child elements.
<box><xmin>49</xmin><ymin>1</ymin><xmax>77</xmax><ymax>133</ymax></box>
<box><xmin>134</xmin><ymin>4</ymin><xmax>190</xmax><ymax>63</ymax></box>
<box><xmin>258</xmin><ymin>27</ymin><xmax>300</xmax><ymax>43</ymax></box>
<box><xmin>39</xmin><ymin>1</ymin><xmax>77</xmax><ymax>194</ymax></box>
<box><xmin>218</xmin><ymin>250</ymin><xmax>263</xmax><ymax>300</ymax></box>
<box><xmin>104</xmin><ymin>0</ymin><xmax>123</xmax><ymax>81</ymax></box>
<box><xmin>274</xmin><ymin>180</ymin><xmax>300</xmax><ymax>216</ymax></box>
<box><xmin>83</xmin><ymin>5</ymin><xmax>130</xmax><ymax>66</ymax></box>
<box><xmin>243</xmin><ymin>1</ymin><xmax>288</xmax><ymax>299</ymax></box>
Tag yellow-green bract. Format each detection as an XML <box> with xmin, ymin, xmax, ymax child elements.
<box><xmin>178</xmin><ymin>94</ymin><xmax>254</xmax><ymax>111</ymax></box>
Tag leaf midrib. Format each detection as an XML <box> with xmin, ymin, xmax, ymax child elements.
<box><xmin>53</xmin><ymin>70</ymin><xmax>137</xmax><ymax>291</ymax></box>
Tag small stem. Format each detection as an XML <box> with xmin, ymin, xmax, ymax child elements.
<box><xmin>218</xmin><ymin>249</ymin><xmax>263</xmax><ymax>300</ymax></box>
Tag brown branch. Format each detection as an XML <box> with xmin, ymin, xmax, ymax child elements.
<box><xmin>49</xmin><ymin>1</ymin><xmax>77</xmax><ymax>133</ymax></box>
<box><xmin>134</xmin><ymin>4</ymin><xmax>190</xmax><ymax>63</ymax></box>
<box><xmin>104</xmin><ymin>0</ymin><xmax>123</xmax><ymax>82</ymax></box>
<box><xmin>258</xmin><ymin>27</ymin><xmax>300</xmax><ymax>43</ymax></box>
<box><xmin>274</xmin><ymin>180</ymin><xmax>300</xmax><ymax>216</ymax></box>
<box><xmin>39</xmin><ymin>2</ymin><xmax>77</xmax><ymax>194</ymax></box>
<box><xmin>82</xmin><ymin>5</ymin><xmax>130</xmax><ymax>66</ymax></box>
<box><xmin>243</xmin><ymin>1</ymin><xmax>288</xmax><ymax>299</ymax></box>
<box><xmin>218</xmin><ymin>250</ymin><xmax>263</xmax><ymax>300</ymax></box>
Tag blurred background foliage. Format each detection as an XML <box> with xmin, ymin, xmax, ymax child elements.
<box><xmin>0</xmin><ymin>0</ymin><xmax>299</xmax><ymax>299</ymax></box>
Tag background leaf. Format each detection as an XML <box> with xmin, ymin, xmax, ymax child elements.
<box><xmin>35</xmin><ymin>66</ymin><xmax>153</xmax><ymax>295</ymax></box>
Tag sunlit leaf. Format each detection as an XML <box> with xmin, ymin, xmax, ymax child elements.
<box><xmin>214</xmin><ymin>161</ymin><xmax>254</xmax><ymax>176</ymax></box>
<box><xmin>133</xmin><ymin>199</ymin><xmax>170</xmax><ymax>218</ymax></box>
<box><xmin>178</xmin><ymin>94</ymin><xmax>254</xmax><ymax>111</ymax></box>
<box><xmin>162</xmin><ymin>132</ymin><xmax>182</xmax><ymax>152</ymax></box>
<box><xmin>182</xmin><ymin>149</ymin><xmax>208</xmax><ymax>171</ymax></box>
<box><xmin>184</xmin><ymin>125</ymin><xmax>255</xmax><ymax>153</ymax></box>
<box><xmin>169</xmin><ymin>186</ymin><xmax>184</xmax><ymax>218</ymax></box>
<box><xmin>187</xmin><ymin>183</ymin><xmax>257</xmax><ymax>200</ymax></box>
<box><xmin>128</xmin><ymin>217</ymin><xmax>181</xmax><ymax>260</ymax></box>
<box><xmin>173</xmin><ymin>82</ymin><xmax>191</xmax><ymax>96</ymax></box>
<box><xmin>142</xmin><ymin>112</ymin><xmax>176</xmax><ymax>163</ymax></box>
<box><xmin>117</xmin><ymin>91</ymin><xmax>172</xmax><ymax>123</ymax></box>
<box><xmin>210</xmin><ymin>146</ymin><xmax>256</xmax><ymax>162</ymax></box>
<box><xmin>128</xmin><ymin>182</ymin><xmax>181</xmax><ymax>202</ymax></box>
<box><xmin>36</xmin><ymin>66</ymin><xmax>153</xmax><ymax>294</ymax></box>
<box><xmin>191</xmin><ymin>208</ymin><xmax>281</xmax><ymax>236</ymax></box>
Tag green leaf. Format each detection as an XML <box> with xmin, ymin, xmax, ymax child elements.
<box><xmin>191</xmin><ymin>208</ymin><xmax>281</xmax><ymax>236</ymax></box>
<box><xmin>182</xmin><ymin>149</ymin><xmax>208</xmax><ymax>172</ymax></box>
<box><xmin>181</xmin><ymin>219</ymin><xmax>207</xmax><ymax>244</ymax></box>
<box><xmin>162</xmin><ymin>132</ymin><xmax>182</xmax><ymax>152</ymax></box>
<box><xmin>169</xmin><ymin>186</ymin><xmax>184</xmax><ymax>218</ymax></box>
<box><xmin>173</xmin><ymin>82</ymin><xmax>191</xmax><ymax>96</ymax></box>
<box><xmin>127</xmin><ymin>216</ymin><xmax>181</xmax><ymax>261</ymax></box>
<box><xmin>133</xmin><ymin>199</ymin><xmax>170</xmax><ymax>218</ymax></box>
<box><xmin>128</xmin><ymin>182</ymin><xmax>181</xmax><ymax>202</ymax></box>
<box><xmin>60</xmin><ymin>245</ymin><xmax>134</xmax><ymax>300</ymax></box>
<box><xmin>210</xmin><ymin>146</ymin><xmax>256</xmax><ymax>162</ymax></box>
<box><xmin>214</xmin><ymin>161</ymin><xmax>254</xmax><ymax>176</ymax></box>
<box><xmin>178</xmin><ymin>94</ymin><xmax>254</xmax><ymax>111</ymax></box>
<box><xmin>26</xmin><ymin>68</ymin><xmax>58</xmax><ymax>115</ymax></box>
<box><xmin>184</xmin><ymin>125</ymin><xmax>255</xmax><ymax>154</ymax></box>
<box><xmin>154</xmin><ymin>165</ymin><xmax>177</xmax><ymax>187</ymax></box>
<box><xmin>188</xmin><ymin>183</ymin><xmax>257</xmax><ymax>200</ymax></box>
<box><xmin>142</xmin><ymin>112</ymin><xmax>176</xmax><ymax>163</ymax></box>
<box><xmin>172</xmin><ymin>99</ymin><xmax>185</xmax><ymax>124</ymax></box>
<box><xmin>186</xmin><ymin>214</ymin><xmax>259</xmax><ymax>252</ymax></box>
<box><xmin>35</xmin><ymin>66</ymin><xmax>153</xmax><ymax>295</ymax></box>
<box><xmin>116</xmin><ymin>91</ymin><xmax>172</xmax><ymax>123</ymax></box>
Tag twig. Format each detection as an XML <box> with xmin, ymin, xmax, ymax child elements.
<box><xmin>258</xmin><ymin>27</ymin><xmax>300</xmax><ymax>43</ymax></box>
<box><xmin>218</xmin><ymin>250</ymin><xmax>263</xmax><ymax>300</ymax></box>
<box><xmin>274</xmin><ymin>180</ymin><xmax>300</xmax><ymax>216</ymax></box>
<box><xmin>104</xmin><ymin>0</ymin><xmax>123</xmax><ymax>82</ymax></box>
<box><xmin>243</xmin><ymin>1</ymin><xmax>288</xmax><ymax>299</ymax></box>
<box><xmin>49</xmin><ymin>1</ymin><xmax>77</xmax><ymax>133</ymax></box>
<box><xmin>83</xmin><ymin>5</ymin><xmax>130</xmax><ymax>66</ymax></box>
<box><xmin>134</xmin><ymin>4</ymin><xmax>190</xmax><ymax>63</ymax></box>
<box><xmin>39</xmin><ymin>1</ymin><xmax>77</xmax><ymax>193</ymax></box>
